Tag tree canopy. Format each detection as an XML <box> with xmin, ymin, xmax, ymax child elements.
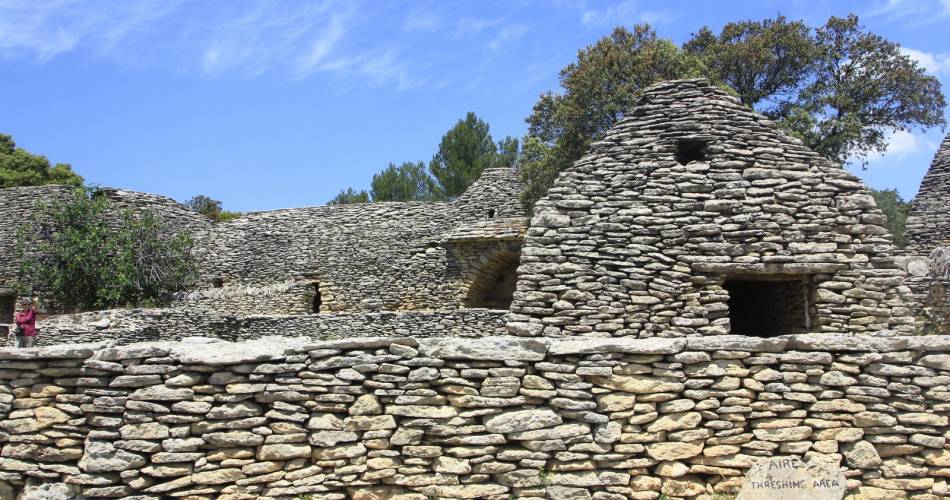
<box><xmin>870</xmin><ymin>188</ymin><xmax>912</xmax><ymax>248</ymax></box>
<box><xmin>0</xmin><ymin>134</ymin><xmax>83</xmax><ymax>189</ymax></box>
<box><xmin>518</xmin><ymin>15</ymin><xmax>946</xmax><ymax>212</ymax></box>
<box><xmin>17</xmin><ymin>187</ymin><xmax>198</xmax><ymax>311</ymax></box>
<box><xmin>328</xmin><ymin>187</ymin><xmax>371</xmax><ymax>205</ymax></box>
<box><xmin>330</xmin><ymin>112</ymin><xmax>518</xmax><ymax>204</ymax></box>
<box><xmin>184</xmin><ymin>195</ymin><xmax>242</xmax><ymax>222</ymax></box>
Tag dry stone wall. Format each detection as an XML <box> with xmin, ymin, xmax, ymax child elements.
<box><xmin>509</xmin><ymin>79</ymin><xmax>916</xmax><ymax>339</ymax></box>
<box><xmin>25</xmin><ymin>308</ymin><xmax>509</xmax><ymax>346</ymax></box>
<box><xmin>193</xmin><ymin>167</ymin><xmax>526</xmax><ymax>314</ymax></box>
<box><xmin>907</xmin><ymin>134</ymin><xmax>950</xmax><ymax>254</ymax></box>
<box><xmin>0</xmin><ymin>168</ymin><xmax>526</xmax><ymax>317</ymax></box>
<box><xmin>0</xmin><ymin>334</ymin><xmax>947</xmax><ymax>499</ymax></box>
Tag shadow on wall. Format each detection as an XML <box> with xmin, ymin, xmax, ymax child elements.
<box><xmin>465</xmin><ymin>251</ymin><xmax>520</xmax><ymax>310</ymax></box>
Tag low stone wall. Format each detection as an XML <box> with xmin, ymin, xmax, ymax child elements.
<box><xmin>27</xmin><ymin>309</ymin><xmax>510</xmax><ymax>346</ymax></box>
<box><xmin>0</xmin><ymin>334</ymin><xmax>947</xmax><ymax>499</ymax></box>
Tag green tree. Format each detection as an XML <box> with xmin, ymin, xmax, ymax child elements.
<box><xmin>0</xmin><ymin>134</ymin><xmax>83</xmax><ymax>188</ymax></box>
<box><xmin>782</xmin><ymin>15</ymin><xmax>946</xmax><ymax>164</ymax></box>
<box><xmin>870</xmin><ymin>188</ymin><xmax>911</xmax><ymax>248</ymax></box>
<box><xmin>683</xmin><ymin>16</ymin><xmax>816</xmax><ymax>111</ymax></box>
<box><xmin>328</xmin><ymin>187</ymin><xmax>370</xmax><ymax>205</ymax></box>
<box><xmin>16</xmin><ymin>187</ymin><xmax>198</xmax><ymax>311</ymax></box>
<box><xmin>184</xmin><ymin>195</ymin><xmax>241</xmax><ymax>222</ymax></box>
<box><xmin>429</xmin><ymin>112</ymin><xmax>499</xmax><ymax>199</ymax></box>
<box><xmin>519</xmin><ymin>25</ymin><xmax>701</xmax><ymax>212</ymax></box>
<box><xmin>689</xmin><ymin>15</ymin><xmax>946</xmax><ymax>164</ymax></box>
<box><xmin>371</xmin><ymin>161</ymin><xmax>442</xmax><ymax>202</ymax></box>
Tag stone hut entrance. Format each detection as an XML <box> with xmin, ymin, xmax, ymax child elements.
<box><xmin>724</xmin><ymin>277</ymin><xmax>811</xmax><ymax>337</ymax></box>
<box><xmin>466</xmin><ymin>252</ymin><xmax>519</xmax><ymax>310</ymax></box>
<box><xmin>0</xmin><ymin>292</ymin><xmax>14</xmax><ymax>337</ymax></box>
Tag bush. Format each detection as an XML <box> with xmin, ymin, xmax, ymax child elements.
<box><xmin>16</xmin><ymin>187</ymin><xmax>198</xmax><ymax>311</ymax></box>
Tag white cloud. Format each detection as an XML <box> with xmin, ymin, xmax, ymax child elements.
<box><xmin>944</xmin><ymin>0</ymin><xmax>950</xmax><ymax>14</ymax></box>
<box><xmin>403</xmin><ymin>10</ymin><xmax>439</xmax><ymax>31</ymax></box>
<box><xmin>580</xmin><ymin>0</ymin><xmax>671</xmax><ymax>27</ymax></box>
<box><xmin>866</xmin><ymin>130</ymin><xmax>936</xmax><ymax>163</ymax></box>
<box><xmin>900</xmin><ymin>47</ymin><xmax>950</xmax><ymax>75</ymax></box>
<box><xmin>487</xmin><ymin>24</ymin><xmax>527</xmax><ymax>52</ymax></box>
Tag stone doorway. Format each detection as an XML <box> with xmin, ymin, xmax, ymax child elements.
<box><xmin>0</xmin><ymin>293</ymin><xmax>14</xmax><ymax>327</ymax></box>
<box><xmin>724</xmin><ymin>277</ymin><xmax>810</xmax><ymax>337</ymax></box>
<box><xmin>466</xmin><ymin>252</ymin><xmax>519</xmax><ymax>310</ymax></box>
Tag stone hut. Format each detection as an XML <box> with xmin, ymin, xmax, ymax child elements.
<box><xmin>188</xmin><ymin>166</ymin><xmax>527</xmax><ymax>315</ymax></box>
<box><xmin>508</xmin><ymin>79</ymin><xmax>917</xmax><ymax>339</ymax></box>
<box><xmin>0</xmin><ymin>186</ymin><xmax>211</xmax><ymax>320</ymax></box>
<box><xmin>902</xmin><ymin>134</ymin><xmax>950</xmax><ymax>334</ymax></box>
<box><xmin>906</xmin><ymin>133</ymin><xmax>950</xmax><ymax>254</ymax></box>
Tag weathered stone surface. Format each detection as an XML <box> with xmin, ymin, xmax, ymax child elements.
<box><xmin>418</xmin><ymin>337</ymin><xmax>548</xmax><ymax>361</ymax></box>
<box><xmin>736</xmin><ymin>456</ymin><xmax>845</xmax><ymax>500</ymax></box>
<box><xmin>78</xmin><ymin>440</ymin><xmax>147</xmax><ymax>473</ymax></box>
<box><xmin>484</xmin><ymin>409</ymin><xmax>562</xmax><ymax>433</ymax></box>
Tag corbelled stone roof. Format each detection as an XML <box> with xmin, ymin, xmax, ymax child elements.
<box><xmin>906</xmin><ymin>133</ymin><xmax>950</xmax><ymax>253</ymax></box>
<box><xmin>508</xmin><ymin>78</ymin><xmax>916</xmax><ymax>338</ymax></box>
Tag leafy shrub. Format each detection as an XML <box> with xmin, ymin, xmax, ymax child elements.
<box><xmin>16</xmin><ymin>187</ymin><xmax>198</xmax><ymax>311</ymax></box>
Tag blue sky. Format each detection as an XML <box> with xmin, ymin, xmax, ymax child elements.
<box><xmin>2</xmin><ymin>0</ymin><xmax>949</xmax><ymax>212</ymax></box>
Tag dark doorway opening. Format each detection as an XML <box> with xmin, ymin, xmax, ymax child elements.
<box><xmin>0</xmin><ymin>294</ymin><xmax>14</xmax><ymax>323</ymax></box>
<box><xmin>724</xmin><ymin>278</ymin><xmax>809</xmax><ymax>337</ymax></box>
<box><xmin>212</xmin><ymin>278</ymin><xmax>224</xmax><ymax>288</ymax></box>
<box><xmin>675</xmin><ymin>140</ymin><xmax>707</xmax><ymax>165</ymax></box>
<box><xmin>312</xmin><ymin>283</ymin><xmax>322</xmax><ymax>313</ymax></box>
<box><xmin>467</xmin><ymin>254</ymin><xmax>519</xmax><ymax>310</ymax></box>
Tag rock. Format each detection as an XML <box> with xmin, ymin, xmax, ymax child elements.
<box><xmin>257</xmin><ymin>443</ymin><xmax>311</xmax><ymax>460</ymax></box>
<box><xmin>204</xmin><ymin>431</ymin><xmax>265</xmax><ymax>447</ymax></box>
<box><xmin>207</xmin><ymin>401</ymin><xmax>263</xmax><ymax>420</ymax></box>
<box><xmin>418</xmin><ymin>336</ymin><xmax>548</xmax><ymax>361</ymax></box>
<box><xmin>349</xmin><ymin>395</ymin><xmax>382</xmax><ymax>415</ymax></box>
<box><xmin>548</xmin><ymin>337</ymin><xmax>685</xmax><ymax>355</ymax></box>
<box><xmin>119</xmin><ymin>422</ymin><xmax>170</xmax><ymax>440</ymax></box>
<box><xmin>591</xmin><ymin>374</ymin><xmax>684</xmax><ymax>394</ymax></box>
<box><xmin>484</xmin><ymin>409</ymin><xmax>562</xmax><ymax>433</ymax></box>
<box><xmin>129</xmin><ymin>386</ymin><xmax>194</xmax><ymax>401</ymax></box>
<box><xmin>78</xmin><ymin>440</ymin><xmax>147</xmax><ymax>472</ymax></box>
<box><xmin>0</xmin><ymin>406</ymin><xmax>69</xmax><ymax>434</ymax></box>
<box><xmin>646</xmin><ymin>442</ymin><xmax>704</xmax><ymax>461</ymax></box>
<box><xmin>844</xmin><ymin>441</ymin><xmax>882</xmax><ymax>469</ymax></box>
<box><xmin>736</xmin><ymin>456</ymin><xmax>845</xmax><ymax>500</ymax></box>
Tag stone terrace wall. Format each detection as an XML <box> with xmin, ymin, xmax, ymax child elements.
<box><xmin>0</xmin><ymin>186</ymin><xmax>211</xmax><ymax>305</ymax></box>
<box><xmin>27</xmin><ymin>309</ymin><xmax>509</xmax><ymax>346</ymax></box>
<box><xmin>509</xmin><ymin>79</ymin><xmax>916</xmax><ymax>338</ymax></box>
<box><xmin>906</xmin><ymin>134</ymin><xmax>950</xmax><ymax>254</ymax></box>
<box><xmin>0</xmin><ymin>185</ymin><xmax>74</xmax><ymax>290</ymax></box>
<box><xmin>0</xmin><ymin>334</ymin><xmax>947</xmax><ymax>499</ymax></box>
<box><xmin>193</xmin><ymin>167</ymin><xmax>526</xmax><ymax>314</ymax></box>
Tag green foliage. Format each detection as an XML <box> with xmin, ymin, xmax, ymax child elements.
<box><xmin>519</xmin><ymin>25</ymin><xmax>702</xmax><ymax>212</ymax></box>
<box><xmin>784</xmin><ymin>15</ymin><xmax>945</xmax><ymax>164</ymax></box>
<box><xmin>184</xmin><ymin>195</ymin><xmax>242</xmax><ymax>222</ymax></box>
<box><xmin>0</xmin><ymin>133</ymin><xmax>83</xmax><ymax>189</ymax></box>
<box><xmin>688</xmin><ymin>14</ymin><xmax>945</xmax><ymax>164</ymax></box>
<box><xmin>332</xmin><ymin>113</ymin><xmax>519</xmax><ymax>204</ymax></box>
<box><xmin>371</xmin><ymin>161</ymin><xmax>442</xmax><ymax>202</ymax></box>
<box><xmin>519</xmin><ymin>15</ymin><xmax>946</xmax><ymax>212</ymax></box>
<box><xmin>429</xmin><ymin>112</ymin><xmax>502</xmax><ymax>199</ymax></box>
<box><xmin>327</xmin><ymin>187</ymin><xmax>370</xmax><ymax>205</ymax></box>
<box><xmin>16</xmin><ymin>187</ymin><xmax>198</xmax><ymax>311</ymax></box>
<box><xmin>871</xmin><ymin>188</ymin><xmax>911</xmax><ymax>247</ymax></box>
<box><xmin>684</xmin><ymin>16</ymin><xmax>815</xmax><ymax>110</ymax></box>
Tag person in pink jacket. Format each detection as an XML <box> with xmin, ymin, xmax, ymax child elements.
<box><xmin>14</xmin><ymin>298</ymin><xmax>37</xmax><ymax>348</ymax></box>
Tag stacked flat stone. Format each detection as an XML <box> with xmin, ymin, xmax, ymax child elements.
<box><xmin>509</xmin><ymin>79</ymin><xmax>916</xmax><ymax>338</ymax></box>
<box><xmin>0</xmin><ymin>186</ymin><xmax>210</xmax><ymax>301</ymax></box>
<box><xmin>906</xmin><ymin>134</ymin><xmax>950</xmax><ymax>253</ymax></box>
<box><xmin>192</xmin><ymin>167</ymin><xmax>526</xmax><ymax>314</ymax></box>
<box><xmin>30</xmin><ymin>308</ymin><xmax>509</xmax><ymax>346</ymax></box>
<box><xmin>0</xmin><ymin>168</ymin><xmax>527</xmax><ymax>317</ymax></box>
<box><xmin>0</xmin><ymin>334</ymin><xmax>947</xmax><ymax>499</ymax></box>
